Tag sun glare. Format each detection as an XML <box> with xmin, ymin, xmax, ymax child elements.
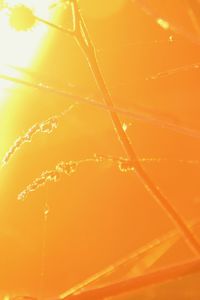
<box><xmin>0</xmin><ymin>0</ymin><xmax>56</xmax><ymax>100</ymax></box>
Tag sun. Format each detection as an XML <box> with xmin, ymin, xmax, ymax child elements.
<box><xmin>9</xmin><ymin>4</ymin><xmax>37</xmax><ymax>31</ymax></box>
<box><xmin>0</xmin><ymin>0</ymin><xmax>128</xmax><ymax>101</ymax></box>
<box><xmin>0</xmin><ymin>0</ymin><xmax>56</xmax><ymax>101</ymax></box>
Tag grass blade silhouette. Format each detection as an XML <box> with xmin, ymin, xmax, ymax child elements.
<box><xmin>59</xmin><ymin>219</ymin><xmax>200</xmax><ymax>299</ymax></box>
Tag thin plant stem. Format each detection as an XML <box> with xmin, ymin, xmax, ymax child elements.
<box><xmin>185</xmin><ymin>0</ymin><xmax>200</xmax><ymax>35</ymax></box>
<box><xmin>61</xmin><ymin>258</ymin><xmax>200</xmax><ymax>300</ymax></box>
<box><xmin>35</xmin><ymin>16</ymin><xmax>74</xmax><ymax>36</ymax></box>
<box><xmin>67</xmin><ymin>0</ymin><xmax>200</xmax><ymax>255</ymax></box>
<box><xmin>1</xmin><ymin>73</ymin><xmax>200</xmax><ymax>139</ymax></box>
<box><xmin>135</xmin><ymin>0</ymin><xmax>200</xmax><ymax>45</ymax></box>
<box><xmin>59</xmin><ymin>219</ymin><xmax>200</xmax><ymax>299</ymax></box>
